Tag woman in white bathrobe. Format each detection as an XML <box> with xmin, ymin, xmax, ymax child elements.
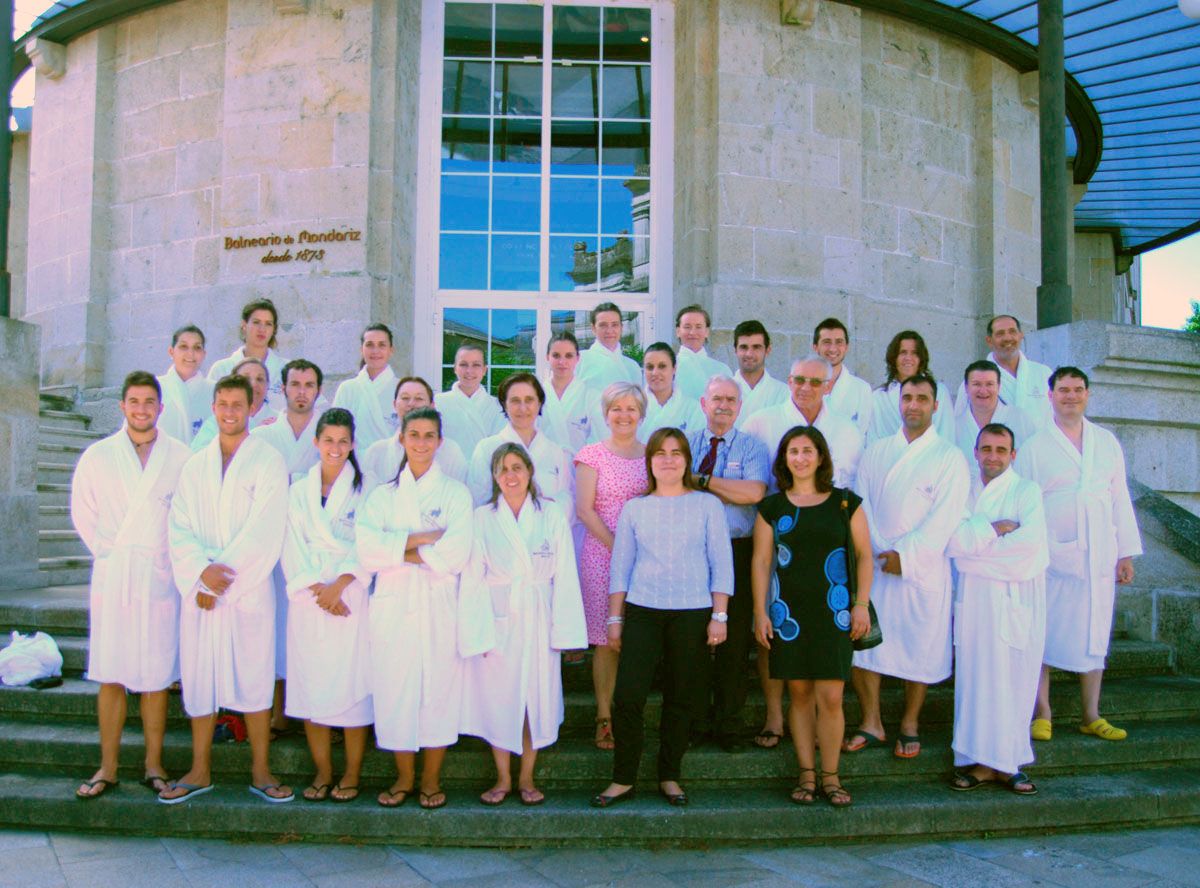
<box><xmin>281</xmin><ymin>408</ymin><xmax>376</xmax><ymax>803</ymax></box>
<box><xmin>459</xmin><ymin>443</ymin><xmax>587</xmax><ymax>806</ymax></box>
<box><xmin>356</xmin><ymin>407</ymin><xmax>474</xmax><ymax>810</ymax></box>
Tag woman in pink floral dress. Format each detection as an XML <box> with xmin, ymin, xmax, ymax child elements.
<box><xmin>574</xmin><ymin>382</ymin><xmax>648</xmax><ymax>750</ymax></box>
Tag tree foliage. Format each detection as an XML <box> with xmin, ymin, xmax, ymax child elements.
<box><xmin>1185</xmin><ymin>300</ymin><xmax>1200</xmax><ymax>335</ymax></box>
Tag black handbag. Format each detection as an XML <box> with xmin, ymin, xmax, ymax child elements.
<box><xmin>841</xmin><ymin>488</ymin><xmax>882</xmax><ymax>651</ymax></box>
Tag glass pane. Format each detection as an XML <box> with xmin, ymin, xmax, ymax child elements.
<box><xmin>603</xmin><ymin>65</ymin><xmax>650</xmax><ymax>119</ymax></box>
<box><xmin>551</xmin><ymin>120</ymin><xmax>599</xmax><ymax>174</ymax></box>
<box><xmin>494</xmin><ymin>118</ymin><xmax>541</xmax><ymax>173</ymax></box>
<box><xmin>549</xmin><ymin>235</ymin><xmax>599</xmax><ymax>291</ymax></box>
<box><xmin>600</xmin><ymin>177</ymin><xmax>648</xmax><ymax>235</ymax></box>
<box><xmin>601</xmin><ymin>121</ymin><xmax>650</xmax><ymax>175</ymax></box>
<box><xmin>601</xmin><ymin>235</ymin><xmax>649</xmax><ymax>292</ymax></box>
<box><xmin>552</xmin><ymin>6</ymin><xmax>600</xmax><ymax>61</ymax></box>
<box><xmin>442</xmin><ymin>60</ymin><xmax>490</xmax><ymax>115</ymax></box>
<box><xmin>495</xmin><ymin>62</ymin><xmax>541</xmax><ymax>116</ymax></box>
<box><xmin>550</xmin><ymin>177</ymin><xmax>599</xmax><ymax>234</ymax></box>
<box><xmin>492</xmin><ymin>176</ymin><xmax>540</xmax><ymax>232</ymax></box>
<box><xmin>439</xmin><ymin>234</ymin><xmax>488</xmax><ymax>289</ymax></box>
<box><xmin>490</xmin><ymin>235</ymin><xmax>539</xmax><ymax>290</ymax></box>
<box><xmin>552</xmin><ymin>64</ymin><xmax>599</xmax><ymax>118</ymax></box>
<box><xmin>440</xmin><ymin>175</ymin><xmax>489</xmax><ymax>231</ymax></box>
<box><xmin>441</xmin><ymin>365</ymin><xmax>458</xmax><ymax>393</ymax></box>
<box><xmin>494</xmin><ymin>5</ymin><xmax>543</xmax><ymax>59</ymax></box>
<box><xmin>553</xmin><ymin>308</ymin><xmax>644</xmax><ymax>363</ymax></box>
<box><xmin>445</xmin><ymin>3</ymin><xmax>492</xmax><ymax>58</ymax></box>
<box><xmin>443</xmin><ymin>308</ymin><xmax>489</xmax><ymax>366</ymax></box>
<box><xmin>602</xmin><ymin>8</ymin><xmax>651</xmax><ymax>63</ymax></box>
<box><xmin>490</xmin><ymin>309</ymin><xmax>537</xmax><ymax>367</ymax></box>
<box><xmin>442</xmin><ymin>117</ymin><xmax>490</xmax><ymax>172</ymax></box>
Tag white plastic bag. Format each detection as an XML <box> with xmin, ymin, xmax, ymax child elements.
<box><xmin>0</xmin><ymin>631</ymin><xmax>64</xmax><ymax>686</ymax></box>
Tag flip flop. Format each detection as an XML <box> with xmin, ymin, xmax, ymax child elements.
<box><xmin>842</xmin><ymin>730</ymin><xmax>887</xmax><ymax>753</ymax></box>
<box><xmin>753</xmin><ymin>730</ymin><xmax>783</xmax><ymax>749</ymax></box>
<box><xmin>157</xmin><ymin>782</ymin><xmax>212</xmax><ymax>806</ymax></box>
<box><xmin>419</xmin><ymin>790</ymin><xmax>447</xmax><ymax>810</ymax></box>
<box><xmin>302</xmin><ymin>783</ymin><xmax>331</xmax><ymax>802</ymax></box>
<box><xmin>140</xmin><ymin>775</ymin><xmax>170</xmax><ymax>795</ymax></box>
<box><xmin>479</xmin><ymin>788</ymin><xmax>510</xmax><ymax>806</ymax></box>
<box><xmin>249</xmin><ymin>783</ymin><xmax>294</xmax><ymax>804</ymax></box>
<box><xmin>894</xmin><ymin>734</ymin><xmax>921</xmax><ymax>759</ymax></box>
<box><xmin>519</xmin><ymin>788</ymin><xmax>545</xmax><ymax>807</ymax></box>
<box><xmin>331</xmin><ymin>784</ymin><xmax>359</xmax><ymax>804</ymax></box>
<box><xmin>75</xmin><ymin>778</ymin><xmax>118</xmax><ymax>800</ymax></box>
<box><xmin>949</xmin><ymin>772</ymin><xmax>988</xmax><ymax>792</ymax></box>
<box><xmin>377</xmin><ymin>787</ymin><xmax>411</xmax><ymax>808</ymax></box>
<box><xmin>1005</xmin><ymin>772</ymin><xmax>1038</xmax><ymax>795</ymax></box>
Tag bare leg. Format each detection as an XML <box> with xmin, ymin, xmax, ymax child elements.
<box><xmin>1034</xmin><ymin>664</ymin><xmax>1052</xmax><ymax>721</ymax></box>
<box><xmin>1081</xmin><ymin>669</ymin><xmax>1105</xmax><ymax>725</ymax></box>
<box><xmin>756</xmin><ymin>654</ymin><xmax>785</xmax><ymax>745</ymax></box>
<box><xmin>895</xmin><ymin>681</ymin><xmax>927</xmax><ymax>756</ymax></box>
<box><xmin>786</xmin><ymin>680</ymin><xmax>816</xmax><ymax>801</ymax></box>
<box><xmin>483</xmin><ymin>745</ymin><xmax>513</xmax><ymax>803</ymax></box>
<box><xmin>593</xmin><ymin>644</ymin><xmax>619</xmax><ymax>747</ymax></box>
<box><xmin>78</xmin><ymin>683</ymin><xmax>127</xmax><ymax>796</ymax></box>
<box><xmin>813</xmin><ymin>680</ymin><xmax>845</xmax><ymax>778</ymax></box>
<box><xmin>379</xmin><ymin>751</ymin><xmax>415</xmax><ymax>805</ymax></box>
<box><xmin>270</xmin><ymin>680</ymin><xmax>287</xmax><ymax>732</ymax></box>
<box><xmin>335</xmin><ymin>727</ymin><xmax>368</xmax><ymax>799</ymax></box>
<box><xmin>517</xmin><ymin>716</ymin><xmax>541</xmax><ymax>801</ymax></box>
<box><xmin>158</xmin><ymin>712</ymin><xmax>216</xmax><ymax>799</ymax></box>
<box><xmin>303</xmin><ymin>721</ymin><xmax>333</xmax><ymax>799</ymax></box>
<box><xmin>420</xmin><ymin>746</ymin><xmax>448</xmax><ymax>807</ymax></box>
<box><xmin>138</xmin><ymin>689</ymin><xmax>169</xmax><ymax>781</ymax></box>
<box><xmin>845</xmin><ymin>667</ymin><xmax>884</xmax><ymax>746</ymax></box>
<box><xmin>244</xmin><ymin>708</ymin><xmax>291</xmax><ymax>798</ymax></box>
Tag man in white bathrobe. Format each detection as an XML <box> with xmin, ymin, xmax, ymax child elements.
<box><xmin>576</xmin><ymin>302</ymin><xmax>642</xmax><ymax>390</ymax></box>
<box><xmin>952</xmin><ymin>360</ymin><xmax>1035</xmax><ymax>464</ymax></box>
<box><xmin>362</xmin><ymin>376</ymin><xmax>468</xmax><ymax>482</ymax></box>
<box><xmin>1016</xmin><ymin>366</ymin><xmax>1142</xmax><ymax>743</ymax></box>
<box><xmin>331</xmin><ymin>323</ymin><xmax>399</xmax><ymax>450</ymax></box>
<box><xmin>846</xmin><ymin>373</ymin><xmax>969</xmax><ymax>759</ymax></box>
<box><xmin>674</xmin><ymin>304</ymin><xmax>733</xmax><ymax>400</ymax></box>
<box><xmin>731</xmin><ymin>320</ymin><xmax>788</xmax><ymax>427</ymax></box>
<box><xmin>71</xmin><ymin>371</ymin><xmax>193</xmax><ymax>799</ymax></box>
<box><xmin>435</xmin><ymin>345</ymin><xmax>505</xmax><ymax>461</ymax></box>
<box><xmin>158</xmin><ymin>325</ymin><xmax>214</xmax><ymax>446</ymax></box>
<box><xmin>957</xmin><ymin>315</ymin><xmax>1053</xmax><ymax>430</ymax></box>
<box><xmin>948</xmin><ymin>423</ymin><xmax>1046</xmax><ymax>795</ymax></box>
<box><xmin>162</xmin><ymin>375</ymin><xmax>292</xmax><ymax>804</ymax></box>
<box><xmin>814</xmin><ymin>318</ymin><xmax>873</xmax><ymax>436</ymax></box>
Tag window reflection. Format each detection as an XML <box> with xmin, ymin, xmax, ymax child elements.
<box><xmin>444</xmin><ymin>3</ymin><xmax>492</xmax><ymax>58</ymax></box>
<box><xmin>551</xmin><ymin>121</ymin><xmax>600</xmax><ymax>174</ymax></box>
<box><xmin>441</xmin><ymin>175</ymin><xmax>489</xmax><ymax>231</ymax></box>
<box><xmin>439</xmin><ymin>235</ymin><xmax>488</xmax><ymax>289</ymax></box>
<box><xmin>602</xmin><ymin>65</ymin><xmax>650</xmax><ymax>120</ymax></box>
<box><xmin>491</xmin><ymin>235</ymin><xmax>540</xmax><ymax>290</ymax></box>
<box><xmin>443</xmin><ymin>60</ymin><xmax>491</xmax><ymax>115</ymax></box>
<box><xmin>442</xmin><ymin>307</ymin><xmax>537</xmax><ymax>394</ymax></box>
<box><xmin>494</xmin><ymin>118</ymin><xmax>541</xmax><ymax>173</ymax></box>
<box><xmin>495</xmin><ymin>62</ymin><xmax>541</xmax><ymax>116</ymax></box>
<box><xmin>602</xmin><ymin>8</ymin><xmax>651</xmax><ymax>63</ymax></box>
<box><xmin>550</xmin><ymin>236</ymin><xmax>598</xmax><ymax>291</ymax></box>
<box><xmin>550</xmin><ymin>177</ymin><xmax>599</xmax><ymax>234</ymax></box>
<box><xmin>442</xmin><ymin>117</ymin><xmax>490</xmax><ymax>172</ymax></box>
<box><xmin>601</xmin><ymin>121</ymin><xmax>650</xmax><ymax>175</ymax></box>
<box><xmin>552</xmin><ymin>6</ymin><xmax>601</xmax><ymax>60</ymax></box>
<box><xmin>492</xmin><ymin>176</ymin><xmax>540</xmax><ymax>232</ymax></box>
<box><xmin>494</xmin><ymin>5</ymin><xmax>543</xmax><ymax>59</ymax></box>
<box><xmin>552</xmin><ymin>64</ymin><xmax>599</xmax><ymax>118</ymax></box>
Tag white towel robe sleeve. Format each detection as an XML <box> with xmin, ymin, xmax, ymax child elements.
<box><xmin>332</xmin><ymin>366</ymin><xmax>399</xmax><ymax>450</ymax></box>
<box><xmin>952</xmin><ymin>401</ymin><xmax>1036</xmax><ymax>465</ymax></box>
<box><xmin>71</xmin><ymin>432</ymin><xmax>192</xmax><ymax>692</ymax></box>
<box><xmin>158</xmin><ymin>368</ymin><xmax>214</xmax><ymax>446</ymax></box>
<box><xmin>280</xmin><ymin>462</ymin><xmax>376</xmax><ymax>726</ymax></box>
<box><xmin>824</xmin><ymin>368</ymin><xmax>874</xmax><ymax>436</ymax></box>
<box><xmin>167</xmin><ymin>436</ymin><xmax>290</xmax><ymax>716</ymax></box>
<box><xmin>852</xmin><ymin>426</ymin><xmax>970</xmax><ymax>683</ymax></box>
<box><xmin>435</xmin><ymin>383</ymin><xmax>505</xmax><ymax>465</ymax></box>
<box><xmin>675</xmin><ymin>346</ymin><xmax>733</xmax><ymax>400</ymax></box>
<box><xmin>458</xmin><ymin>498</ymin><xmax>587</xmax><ymax>753</ymax></box>
<box><xmin>867</xmin><ymin>380</ymin><xmax>957</xmax><ymax>445</ymax></box>
<box><xmin>576</xmin><ymin>341</ymin><xmax>642</xmax><ymax>390</ymax></box>
<box><xmin>742</xmin><ymin>401</ymin><xmax>863</xmax><ymax>489</ymax></box>
<box><xmin>362</xmin><ymin>435</ymin><xmax>468</xmax><ymax>484</ymax></box>
<box><xmin>356</xmin><ymin>465</ymin><xmax>474</xmax><ymax>751</ymax></box>
<box><xmin>947</xmin><ymin>468</ymin><xmax>1048</xmax><ymax>775</ymax></box>
<box><xmin>467</xmin><ymin>425</ymin><xmax>575</xmax><ymax>523</ymax></box>
<box><xmin>539</xmin><ymin>375</ymin><xmax>601</xmax><ymax>455</ymax></box>
<box><xmin>732</xmin><ymin>370</ymin><xmax>789</xmax><ymax>428</ymax></box>
<box><xmin>1015</xmin><ymin>419</ymin><xmax>1142</xmax><ymax>672</ymax></box>
<box><xmin>639</xmin><ymin>388</ymin><xmax>706</xmax><ymax>441</ymax></box>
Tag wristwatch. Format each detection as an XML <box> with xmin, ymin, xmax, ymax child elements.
<box><xmin>697</xmin><ymin>474</ymin><xmax>710</xmax><ymax>490</ymax></box>
<box><xmin>711</xmin><ymin>611</ymin><xmax>728</xmax><ymax>623</ymax></box>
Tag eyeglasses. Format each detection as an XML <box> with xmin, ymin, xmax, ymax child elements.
<box><xmin>789</xmin><ymin>376</ymin><xmax>826</xmax><ymax>388</ymax></box>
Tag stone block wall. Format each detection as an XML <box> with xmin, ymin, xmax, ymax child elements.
<box><xmin>9</xmin><ymin>133</ymin><xmax>30</xmax><ymax>320</ymax></box>
<box><xmin>0</xmin><ymin>319</ymin><xmax>42</xmax><ymax>591</ymax></box>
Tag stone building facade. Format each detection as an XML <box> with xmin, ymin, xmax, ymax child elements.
<box><xmin>12</xmin><ymin>0</ymin><xmax>1131</xmax><ymax>394</ymax></box>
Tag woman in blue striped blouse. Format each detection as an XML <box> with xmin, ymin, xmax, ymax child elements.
<box><xmin>591</xmin><ymin>427</ymin><xmax>735</xmax><ymax>808</ymax></box>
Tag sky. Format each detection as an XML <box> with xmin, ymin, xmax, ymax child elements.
<box><xmin>9</xmin><ymin>0</ymin><xmax>1197</xmax><ymax>330</ymax></box>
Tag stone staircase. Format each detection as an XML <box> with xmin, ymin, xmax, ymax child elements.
<box><xmin>34</xmin><ymin>390</ymin><xmax>103</xmax><ymax>588</ymax></box>
<box><xmin>0</xmin><ymin>584</ymin><xmax>1197</xmax><ymax>846</ymax></box>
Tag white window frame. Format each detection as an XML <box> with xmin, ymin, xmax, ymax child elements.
<box><xmin>413</xmin><ymin>0</ymin><xmax>675</xmax><ymax>384</ymax></box>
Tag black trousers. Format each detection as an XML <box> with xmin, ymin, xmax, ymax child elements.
<box><xmin>612</xmin><ymin>603</ymin><xmax>710</xmax><ymax>785</ymax></box>
<box><xmin>710</xmin><ymin>537</ymin><xmax>754</xmax><ymax>739</ymax></box>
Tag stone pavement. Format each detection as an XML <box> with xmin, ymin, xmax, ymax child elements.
<box><xmin>1</xmin><ymin>825</ymin><xmax>1198</xmax><ymax>888</ymax></box>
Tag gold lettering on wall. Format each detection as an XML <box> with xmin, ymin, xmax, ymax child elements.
<box><xmin>223</xmin><ymin>228</ymin><xmax>363</xmax><ymax>265</ymax></box>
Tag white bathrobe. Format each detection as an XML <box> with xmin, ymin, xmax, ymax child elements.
<box><xmin>866</xmin><ymin>380</ymin><xmax>957</xmax><ymax>445</ymax></box>
<box><xmin>361</xmin><ymin>434</ymin><xmax>467</xmax><ymax>484</ymax></box>
<box><xmin>733</xmin><ymin>369</ymin><xmax>789</xmax><ymax>429</ymax></box>
<box><xmin>356</xmin><ymin>465</ymin><xmax>474</xmax><ymax>751</ymax></box>
<box><xmin>252</xmin><ymin>411</ymin><xmax>321</xmax><ymax>679</ymax></box>
<box><xmin>168</xmin><ymin>436</ymin><xmax>289</xmax><ymax>716</ymax></box>
<box><xmin>576</xmin><ymin>341</ymin><xmax>642</xmax><ymax>390</ymax></box>
<box><xmin>332</xmin><ymin>366</ymin><xmax>399</xmax><ymax>450</ymax></box>
<box><xmin>208</xmin><ymin>347</ymin><xmax>288</xmax><ymax>400</ymax></box>
<box><xmin>954</xmin><ymin>352</ymin><xmax>1053</xmax><ymax>431</ymax></box>
<box><xmin>458</xmin><ymin>498</ymin><xmax>587</xmax><ymax>753</ymax></box>
<box><xmin>951</xmin><ymin>401</ymin><xmax>1037</xmax><ymax>465</ymax></box>
<box><xmin>742</xmin><ymin>401</ymin><xmax>864</xmax><ymax>488</ymax></box>
<box><xmin>435</xmin><ymin>383</ymin><xmax>505</xmax><ymax>466</ymax></box>
<box><xmin>639</xmin><ymin>388</ymin><xmax>705</xmax><ymax>441</ymax></box>
<box><xmin>948</xmin><ymin>468</ymin><xmax>1048</xmax><ymax>774</ymax></box>
<box><xmin>852</xmin><ymin>426</ymin><xmax>969</xmax><ymax>683</ymax></box>
<box><xmin>539</xmin><ymin>375</ymin><xmax>601</xmax><ymax>456</ymax></box>
<box><xmin>281</xmin><ymin>463</ymin><xmax>376</xmax><ymax>727</ymax></box>
<box><xmin>1015</xmin><ymin>419</ymin><xmax>1142</xmax><ymax>672</ymax></box>
<box><xmin>675</xmin><ymin>346</ymin><xmax>733</xmax><ymax>400</ymax></box>
<box><xmin>157</xmin><ymin>368</ymin><xmax>214</xmax><ymax>446</ymax></box>
<box><xmin>71</xmin><ymin>431</ymin><xmax>192</xmax><ymax>692</ymax></box>
<box><xmin>467</xmin><ymin>425</ymin><xmax>575</xmax><ymax>521</ymax></box>
<box><xmin>825</xmin><ymin>368</ymin><xmax>873</xmax><ymax>436</ymax></box>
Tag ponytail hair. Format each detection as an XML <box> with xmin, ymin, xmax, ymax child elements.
<box><xmin>315</xmin><ymin>408</ymin><xmax>363</xmax><ymax>492</ymax></box>
<box><xmin>390</xmin><ymin>406</ymin><xmax>443</xmax><ymax>487</ymax></box>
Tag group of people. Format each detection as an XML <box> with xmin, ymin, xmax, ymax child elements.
<box><xmin>69</xmin><ymin>296</ymin><xmax>1142</xmax><ymax>811</ymax></box>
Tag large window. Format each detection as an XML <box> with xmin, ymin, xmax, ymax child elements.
<box><xmin>416</xmin><ymin>0</ymin><xmax>671</xmax><ymax>391</ymax></box>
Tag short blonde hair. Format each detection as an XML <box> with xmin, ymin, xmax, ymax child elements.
<box><xmin>601</xmin><ymin>381</ymin><xmax>647</xmax><ymax>420</ymax></box>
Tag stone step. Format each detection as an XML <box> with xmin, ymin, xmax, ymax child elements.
<box><xmin>38</xmin><ymin>530</ymin><xmax>89</xmax><ymax>559</ymax></box>
<box><xmin>36</xmin><ymin>462</ymin><xmax>76</xmax><ymax>485</ymax></box>
<box><xmin>39</xmin><ymin>507</ymin><xmax>75</xmax><ymax>532</ymax></box>
<box><xmin>0</xmin><ymin>585</ymin><xmax>89</xmax><ymax>633</ymax></box>
<box><xmin>36</xmin><ymin>483</ymin><xmax>71</xmax><ymax>508</ymax></box>
<box><xmin>37</xmin><ymin>560</ymin><xmax>92</xmax><ymax>587</ymax></box>
<box><xmin>37</xmin><ymin>426</ymin><xmax>105</xmax><ymax>449</ymax></box>
<box><xmin>38</xmin><ymin>410</ymin><xmax>91</xmax><ymax>431</ymax></box>
<box><xmin>39</xmin><ymin>388</ymin><xmax>78</xmax><ymax>413</ymax></box>
<box><xmin>0</xmin><ymin>767</ymin><xmax>1196</xmax><ymax>847</ymax></box>
<box><xmin>37</xmin><ymin>439</ymin><xmax>88</xmax><ymax>459</ymax></box>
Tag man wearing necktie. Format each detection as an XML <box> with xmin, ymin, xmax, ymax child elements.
<box><xmin>687</xmin><ymin>377</ymin><xmax>771</xmax><ymax>751</ymax></box>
